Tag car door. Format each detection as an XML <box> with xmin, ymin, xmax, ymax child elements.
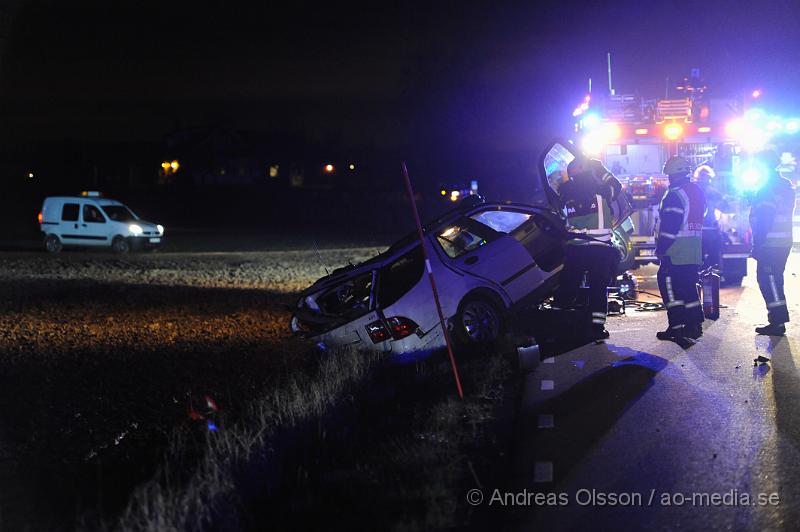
<box><xmin>80</xmin><ymin>203</ymin><xmax>111</xmax><ymax>246</ymax></box>
<box><xmin>539</xmin><ymin>138</ymin><xmax>634</xmax><ymax>227</ymax></box>
<box><xmin>432</xmin><ymin>215</ymin><xmax>542</xmax><ymax>303</ymax></box>
<box><xmin>470</xmin><ymin>205</ymin><xmax>566</xmax><ymax>273</ymax></box>
<box><xmin>58</xmin><ymin>201</ymin><xmax>83</xmax><ymax>245</ymax></box>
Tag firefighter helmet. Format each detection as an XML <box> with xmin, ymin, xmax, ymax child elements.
<box><xmin>693</xmin><ymin>164</ymin><xmax>715</xmax><ymax>181</ymax></box>
<box><xmin>663</xmin><ymin>155</ymin><xmax>691</xmax><ymax>177</ymax></box>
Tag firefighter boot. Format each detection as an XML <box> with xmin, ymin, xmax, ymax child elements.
<box><xmin>755</xmin><ymin>323</ymin><xmax>786</xmax><ymax>336</ymax></box>
<box><xmin>684</xmin><ymin>324</ymin><xmax>703</xmax><ymax>339</ymax></box>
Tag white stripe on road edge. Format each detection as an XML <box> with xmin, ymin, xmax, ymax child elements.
<box><xmin>541</xmin><ymin>380</ymin><xmax>554</xmax><ymax>391</ymax></box>
<box><xmin>537</xmin><ymin>414</ymin><xmax>554</xmax><ymax>429</ymax></box>
<box><xmin>533</xmin><ymin>461</ymin><xmax>553</xmax><ymax>483</ymax></box>
<box><xmin>544</xmin><ymin>357</ymin><xmax>555</xmax><ymax>364</ymax></box>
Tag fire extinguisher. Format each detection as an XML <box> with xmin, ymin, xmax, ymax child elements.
<box><xmin>701</xmin><ymin>268</ymin><xmax>720</xmax><ymax>320</ymax></box>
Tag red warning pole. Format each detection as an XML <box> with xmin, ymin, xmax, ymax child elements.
<box><xmin>401</xmin><ymin>162</ymin><xmax>464</xmax><ymax>399</ymax></box>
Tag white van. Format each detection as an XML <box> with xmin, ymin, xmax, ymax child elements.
<box><xmin>38</xmin><ymin>192</ymin><xmax>164</xmax><ymax>254</ymax></box>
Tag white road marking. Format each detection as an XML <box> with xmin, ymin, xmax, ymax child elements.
<box><xmin>543</xmin><ymin>357</ymin><xmax>555</xmax><ymax>364</ymax></box>
<box><xmin>541</xmin><ymin>380</ymin><xmax>555</xmax><ymax>391</ymax></box>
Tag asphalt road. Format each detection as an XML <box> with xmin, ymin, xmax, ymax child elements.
<box><xmin>505</xmin><ymin>253</ymin><xmax>800</xmax><ymax>530</ymax></box>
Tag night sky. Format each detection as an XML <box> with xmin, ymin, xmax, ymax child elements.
<box><xmin>1</xmin><ymin>0</ymin><xmax>800</xmax><ymax>170</ymax></box>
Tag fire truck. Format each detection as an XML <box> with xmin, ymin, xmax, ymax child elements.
<box><xmin>570</xmin><ymin>74</ymin><xmax>800</xmax><ymax>285</ymax></box>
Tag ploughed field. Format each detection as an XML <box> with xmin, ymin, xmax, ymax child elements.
<box><xmin>0</xmin><ymin>247</ymin><xmax>381</xmax><ymax>528</ymax></box>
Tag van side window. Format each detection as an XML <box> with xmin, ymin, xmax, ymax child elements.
<box><xmin>61</xmin><ymin>203</ymin><xmax>79</xmax><ymax>222</ymax></box>
<box><xmin>83</xmin><ymin>204</ymin><xmax>106</xmax><ymax>223</ymax></box>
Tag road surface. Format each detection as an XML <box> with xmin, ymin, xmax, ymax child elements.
<box><xmin>504</xmin><ymin>254</ymin><xmax>800</xmax><ymax>530</ymax></box>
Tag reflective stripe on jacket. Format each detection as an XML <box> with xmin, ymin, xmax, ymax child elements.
<box><xmin>567</xmin><ymin>194</ymin><xmax>614</xmax><ymax>247</ymax></box>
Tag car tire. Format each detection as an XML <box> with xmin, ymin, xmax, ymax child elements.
<box><xmin>44</xmin><ymin>234</ymin><xmax>62</xmax><ymax>254</ymax></box>
<box><xmin>454</xmin><ymin>296</ymin><xmax>503</xmax><ymax>345</ymax></box>
<box><xmin>112</xmin><ymin>236</ymin><xmax>130</xmax><ymax>254</ymax></box>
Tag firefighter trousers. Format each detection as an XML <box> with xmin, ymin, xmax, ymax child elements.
<box><xmin>657</xmin><ymin>257</ymin><xmax>704</xmax><ymax>329</ymax></box>
<box><xmin>756</xmin><ymin>247</ymin><xmax>791</xmax><ymax>325</ymax></box>
<box><xmin>553</xmin><ymin>244</ymin><xmax>620</xmax><ymax>332</ymax></box>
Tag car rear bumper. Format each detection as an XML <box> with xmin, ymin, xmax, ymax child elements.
<box><xmin>293</xmin><ymin>315</ymin><xmax>447</xmax><ymax>364</ymax></box>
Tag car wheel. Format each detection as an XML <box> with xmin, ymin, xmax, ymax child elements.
<box><xmin>112</xmin><ymin>236</ymin><xmax>130</xmax><ymax>254</ymax></box>
<box><xmin>44</xmin><ymin>234</ymin><xmax>62</xmax><ymax>254</ymax></box>
<box><xmin>455</xmin><ymin>297</ymin><xmax>503</xmax><ymax>344</ymax></box>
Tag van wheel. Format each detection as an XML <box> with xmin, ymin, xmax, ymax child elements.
<box><xmin>455</xmin><ymin>297</ymin><xmax>503</xmax><ymax>345</ymax></box>
<box><xmin>44</xmin><ymin>234</ymin><xmax>62</xmax><ymax>254</ymax></box>
<box><xmin>112</xmin><ymin>236</ymin><xmax>130</xmax><ymax>254</ymax></box>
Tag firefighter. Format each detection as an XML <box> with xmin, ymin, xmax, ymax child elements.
<box><xmin>749</xmin><ymin>150</ymin><xmax>795</xmax><ymax>336</ymax></box>
<box><xmin>553</xmin><ymin>156</ymin><xmax>621</xmax><ymax>341</ymax></box>
<box><xmin>694</xmin><ymin>165</ymin><xmax>728</xmax><ymax>268</ymax></box>
<box><xmin>655</xmin><ymin>155</ymin><xmax>706</xmax><ymax>343</ymax></box>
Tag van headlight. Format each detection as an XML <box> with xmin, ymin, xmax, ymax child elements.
<box><xmin>129</xmin><ymin>224</ymin><xmax>143</xmax><ymax>235</ymax></box>
<box><xmin>157</xmin><ymin>224</ymin><xmax>164</xmax><ymax>235</ymax></box>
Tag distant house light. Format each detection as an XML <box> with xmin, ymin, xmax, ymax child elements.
<box><xmin>324</xmin><ymin>164</ymin><xmax>334</xmax><ymax>173</ymax></box>
<box><xmin>269</xmin><ymin>165</ymin><xmax>279</xmax><ymax>178</ymax></box>
<box><xmin>348</xmin><ymin>163</ymin><xmax>355</xmax><ymax>171</ymax></box>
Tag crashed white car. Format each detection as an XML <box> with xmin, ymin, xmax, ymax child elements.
<box><xmin>291</xmin><ymin>197</ymin><xmax>567</xmax><ymax>359</ymax></box>
<box><xmin>290</xmin><ymin>140</ymin><xmax>633</xmax><ymax>360</ymax></box>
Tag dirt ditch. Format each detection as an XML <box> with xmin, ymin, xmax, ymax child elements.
<box><xmin>0</xmin><ymin>248</ymin><xmax>380</xmax><ymax>529</ymax></box>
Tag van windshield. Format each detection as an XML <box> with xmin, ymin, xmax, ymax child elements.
<box><xmin>101</xmin><ymin>205</ymin><xmax>137</xmax><ymax>222</ymax></box>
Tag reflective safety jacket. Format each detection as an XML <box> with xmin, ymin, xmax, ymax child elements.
<box><xmin>750</xmin><ymin>175</ymin><xmax>796</xmax><ymax>249</ymax></box>
<box><xmin>655</xmin><ymin>179</ymin><xmax>706</xmax><ymax>265</ymax></box>
<box><xmin>559</xmin><ymin>177</ymin><xmax>614</xmax><ymax>247</ymax></box>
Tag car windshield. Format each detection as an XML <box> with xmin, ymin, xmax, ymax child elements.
<box><xmin>101</xmin><ymin>205</ymin><xmax>137</xmax><ymax>222</ymax></box>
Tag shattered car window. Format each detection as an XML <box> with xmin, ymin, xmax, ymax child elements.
<box><xmin>378</xmin><ymin>246</ymin><xmax>423</xmax><ymax>308</ymax></box>
<box><xmin>316</xmin><ymin>271</ymin><xmax>374</xmax><ymax>319</ymax></box>
<box><xmin>436</xmin><ymin>225</ymin><xmax>486</xmax><ymax>258</ymax></box>
<box><xmin>471</xmin><ymin>210</ymin><xmax>531</xmax><ymax>234</ymax></box>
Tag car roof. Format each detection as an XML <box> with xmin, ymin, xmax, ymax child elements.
<box><xmin>301</xmin><ymin>200</ymin><xmax>559</xmax><ymax>295</ymax></box>
<box><xmin>44</xmin><ymin>196</ymin><xmax>124</xmax><ymax>206</ymax></box>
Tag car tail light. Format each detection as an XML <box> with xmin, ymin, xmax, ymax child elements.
<box><xmin>365</xmin><ymin>320</ymin><xmax>392</xmax><ymax>343</ymax></box>
<box><xmin>386</xmin><ymin>316</ymin><xmax>419</xmax><ymax>340</ymax></box>
<box><xmin>37</xmin><ymin>212</ymin><xmax>43</xmax><ymax>224</ymax></box>
<box><xmin>365</xmin><ymin>317</ymin><xmax>420</xmax><ymax>343</ymax></box>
